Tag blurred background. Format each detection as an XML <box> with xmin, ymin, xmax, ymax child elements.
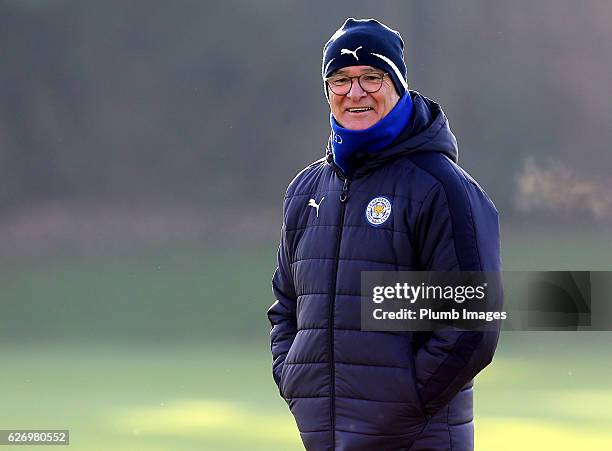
<box><xmin>1</xmin><ymin>0</ymin><xmax>611</xmax><ymax>449</ymax></box>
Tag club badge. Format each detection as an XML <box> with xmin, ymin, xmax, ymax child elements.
<box><xmin>365</xmin><ymin>196</ymin><xmax>392</xmax><ymax>226</ymax></box>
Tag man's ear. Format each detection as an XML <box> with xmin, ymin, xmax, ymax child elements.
<box><xmin>387</xmin><ymin>78</ymin><xmax>401</xmax><ymax>98</ymax></box>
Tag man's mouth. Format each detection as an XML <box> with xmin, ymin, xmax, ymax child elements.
<box><xmin>346</xmin><ymin>107</ymin><xmax>374</xmax><ymax>113</ymax></box>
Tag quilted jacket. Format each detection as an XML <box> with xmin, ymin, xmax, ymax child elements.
<box><xmin>267</xmin><ymin>90</ymin><xmax>502</xmax><ymax>451</ymax></box>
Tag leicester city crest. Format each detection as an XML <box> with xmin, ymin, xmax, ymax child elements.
<box><xmin>365</xmin><ymin>196</ymin><xmax>392</xmax><ymax>226</ymax></box>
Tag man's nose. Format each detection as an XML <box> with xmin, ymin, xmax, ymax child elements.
<box><xmin>347</xmin><ymin>78</ymin><xmax>367</xmax><ymax>98</ymax></box>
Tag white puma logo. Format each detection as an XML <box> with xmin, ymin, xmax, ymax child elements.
<box><xmin>307</xmin><ymin>197</ymin><xmax>325</xmax><ymax>217</ymax></box>
<box><xmin>340</xmin><ymin>46</ymin><xmax>363</xmax><ymax>61</ymax></box>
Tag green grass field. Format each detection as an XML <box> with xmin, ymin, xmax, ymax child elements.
<box><xmin>1</xmin><ymin>334</ymin><xmax>612</xmax><ymax>451</ymax></box>
<box><xmin>2</xmin><ymin>226</ymin><xmax>612</xmax><ymax>450</ymax></box>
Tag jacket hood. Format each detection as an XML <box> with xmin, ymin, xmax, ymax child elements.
<box><xmin>325</xmin><ymin>90</ymin><xmax>458</xmax><ymax>177</ymax></box>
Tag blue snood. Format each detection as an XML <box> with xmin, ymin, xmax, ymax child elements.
<box><xmin>330</xmin><ymin>91</ymin><xmax>413</xmax><ymax>177</ymax></box>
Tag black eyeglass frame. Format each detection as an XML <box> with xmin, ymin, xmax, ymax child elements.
<box><xmin>324</xmin><ymin>72</ymin><xmax>389</xmax><ymax>96</ymax></box>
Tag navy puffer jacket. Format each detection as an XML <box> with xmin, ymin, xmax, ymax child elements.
<box><xmin>268</xmin><ymin>90</ymin><xmax>501</xmax><ymax>451</ymax></box>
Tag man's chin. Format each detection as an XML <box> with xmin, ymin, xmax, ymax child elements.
<box><xmin>341</xmin><ymin>118</ymin><xmax>377</xmax><ymax>131</ymax></box>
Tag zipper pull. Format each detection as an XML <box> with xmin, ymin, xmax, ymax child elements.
<box><xmin>340</xmin><ymin>178</ymin><xmax>350</xmax><ymax>203</ymax></box>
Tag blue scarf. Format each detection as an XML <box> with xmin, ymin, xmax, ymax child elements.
<box><xmin>330</xmin><ymin>91</ymin><xmax>413</xmax><ymax>177</ymax></box>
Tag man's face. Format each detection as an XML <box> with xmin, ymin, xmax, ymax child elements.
<box><xmin>327</xmin><ymin>65</ymin><xmax>400</xmax><ymax>131</ymax></box>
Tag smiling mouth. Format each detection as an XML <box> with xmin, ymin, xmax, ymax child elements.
<box><xmin>346</xmin><ymin>107</ymin><xmax>374</xmax><ymax>113</ymax></box>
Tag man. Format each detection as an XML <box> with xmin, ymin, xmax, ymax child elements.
<box><xmin>267</xmin><ymin>18</ymin><xmax>501</xmax><ymax>451</ymax></box>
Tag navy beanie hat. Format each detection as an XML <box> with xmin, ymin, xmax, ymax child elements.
<box><xmin>322</xmin><ymin>18</ymin><xmax>408</xmax><ymax>99</ymax></box>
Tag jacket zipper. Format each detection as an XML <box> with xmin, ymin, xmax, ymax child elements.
<box><xmin>329</xmin><ymin>176</ymin><xmax>350</xmax><ymax>446</ymax></box>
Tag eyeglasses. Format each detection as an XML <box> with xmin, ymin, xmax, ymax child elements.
<box><xmin>325</xmin><ymin>72</ymin><xmax>388</xmax><ymax>96</ymax></box>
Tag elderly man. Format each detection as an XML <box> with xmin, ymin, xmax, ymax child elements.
<box><xmin>268</xmin><ymin>18</ymin><xmax>501</xmax><ymax>451</ymax></box>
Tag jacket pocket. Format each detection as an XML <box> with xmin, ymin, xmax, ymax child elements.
<box><xmin>279</xmin><ymin>361</ymin><xmax>289</xmax><ymax>398</ymax></box>
<box><xmin>407</xmin><ymin>344</ymin><xmax>428</xmax><ymax>419</ymax></box>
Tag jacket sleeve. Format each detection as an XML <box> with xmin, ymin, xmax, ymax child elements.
<box><xmin>413</xmin><ymin>176</ymin><xmax>502</xmax><ymax>417</ymax></box>
<box><xmin>267</xmin><ymin>201</ymin><xmax>298</xmax><ymax>397</ymax></box>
